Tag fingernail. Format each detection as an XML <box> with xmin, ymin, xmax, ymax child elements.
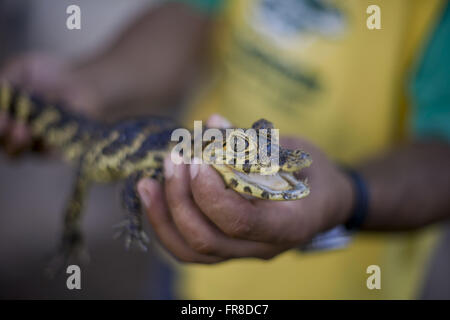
<box><xmin>208</xmin><ymin>114</ymin><xmax>232</xmax><ymax>128</ymax></box>
<box><xmin>164</xmin><ymin>155</ymin><xmax>175</xmax><ymax>179</ymax></box>
<box><xmin>0</xmin><ymin>114</ymin><xmax>7</xmax><ymax>133</ymax></box>
<box><xmin>137</xmin><ymin>179</ymin><xmax>152</xmax><ymax>209</ymax></box>
<box><xmin>190</xmin><ymin>158</ymin><xmax>201</xmax><ymax>180</ymax></box>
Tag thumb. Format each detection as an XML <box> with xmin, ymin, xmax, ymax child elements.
<box><xmin>206</xmin><ymin>114</ymin><xmax>232</xmax><ymax>129</ymax></box>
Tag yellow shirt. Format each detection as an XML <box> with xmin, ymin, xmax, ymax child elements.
<box><xmin>176</xmin><ymin>0</ymin><xmax>445</xmax><ymax>299</ymax></box>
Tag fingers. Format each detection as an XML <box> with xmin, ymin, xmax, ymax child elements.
<box><xmin>138</xmin><ymin>178</ymin><xmax>224</xmax><ymax>264</ymax></box>
<box><xmin>0</xmin><ymin>113</ymin><xmax>32</xmax><ymax>154</ymax></box>
<box><xmin>202</xmin><ymin>115</ymin><xmax>302</xmax><ymax>244</ymax></box>
<box><xmin>1</xmin><ymin>55</ymin><xmax>38</xmax><ymax>90</ymax></box>
<box><xmin>189</xmin><ymin>162</ymin><xmax>293</xmax><ymax>244</ymax></box>
<box><xmin>206</xmin><ymin>114</ymin><xmax>232</xmax><ymax>128</ymax></box>
<box><xmin>164</xmin><ymin>156</ymin><xmax>224</xmax><ymax>256</ymax></box>
<box><xmin>139</xmin><ymin>114</ymin><xmax>305</xmax><ymax>262</ymax></box>
<box><xmin>163</xmin><ymin>155</ymin><xmax>283</xmax><ymax>259</ymax></box>
<box><xmin>0</xmin><ymin>54</ymin><xmax>60</xmax><ymax>154</ymax></box>
<box><xmin>7</xmin><ymin>122</ymin><xmax>32</xmax><ymax>154</ymax></box>
<box><xmin>1</xmin><ymin>57</ymin><xmax>27</xmax><ymax>86</ymax></box>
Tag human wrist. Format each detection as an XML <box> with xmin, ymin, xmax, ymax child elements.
<box><xmin>333</xmin><ymin>167</ymin><xmax>356</xmax><ymax>228</ymax></box>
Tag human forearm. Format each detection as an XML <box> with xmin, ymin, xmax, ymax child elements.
<box><xmin>72</xmin><ymin>2</ymin><xmax>211</xmax><ymax>110</ymax></box>
<box><xmin>358</xmin><ymin>141</ymin><xmax>450</xmax><ymax>230</ymax></box>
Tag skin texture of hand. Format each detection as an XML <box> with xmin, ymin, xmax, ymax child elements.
<box><xmin>137</xmin><ymin>115</ymin><xmax>355</xmax><ymax>264</ymax></box>
<box><xmin>0</xmin><ymin>53</ymin><xmax>102</xmax><ymax>154</ymax></box>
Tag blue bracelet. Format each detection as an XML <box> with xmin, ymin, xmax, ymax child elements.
<box><xmin>344</xmin><ymin>169</ymin><xmax>370</xmax><ymax>231</ymax></box>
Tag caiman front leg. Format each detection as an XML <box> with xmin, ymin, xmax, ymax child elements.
<box><xmin>114</xmin><ymin>167</ymin><xmax>163</xmax><ymax>251</ymax></box>
<box><xmin>47</xmin><ymin>161</ymin><xmax>91</xmax><ymax>276</ymax></box>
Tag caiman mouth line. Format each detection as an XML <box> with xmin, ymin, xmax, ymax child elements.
<box><xmin>230</xmin><ymin>166</ymin><xmax>309</xmax><ymax>200</ymax></box>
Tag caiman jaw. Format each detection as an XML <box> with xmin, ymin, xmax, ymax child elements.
<box><xmin>230</xmin><ymin>167</ymin><xmax>310</xmax><ymax>201</ymax></box>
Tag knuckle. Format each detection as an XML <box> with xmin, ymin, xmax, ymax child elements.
<box><xmin>202</xmin><ymin>258</ymin><xmax>224</xmax><ymax>265</ymax></box>
<box><xmin>225</xmin><ymin>213</ymin><xmax>253</xmax><ymax>238</ymax></box>
<box><xmin>190</xmin><ymin>236</ymin><xmax>217</xmax><ymax>255</ymax></box>
<box><xmin>260</xmin><ymin>253</ymin><xmax>275</xmax><ymax>261</ymax></box>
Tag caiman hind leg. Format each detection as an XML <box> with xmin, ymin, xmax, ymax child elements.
<box><xmin>47</xmin><ymin>163</ymin><xmax>91</xmax><ymax>276</ymax></box>
<box><xmin>114</xmin><ymin>167</ymin><xmax>162</xmax><ymax>251</ymax></box>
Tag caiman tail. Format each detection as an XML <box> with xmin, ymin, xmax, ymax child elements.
<box><xmin>0</xmin><ymin>81</ymin><xmax>103</xmax><ymax>162</ymax></box>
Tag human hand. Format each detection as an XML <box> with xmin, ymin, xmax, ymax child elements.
<box><xmin>137</xmin><ymin>115</ymin><xmax>355</xmax><ymax>263</ymax></box>
<box><xmin>0</xmin><ymin>52</ymin><xmax>102</xmax><ymax>154</ymax></box>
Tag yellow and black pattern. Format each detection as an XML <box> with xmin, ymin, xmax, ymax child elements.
<box><xmin>0</xmin><ymin>82</ymin><xmax>311</xmax><ymax>265</ymax></box>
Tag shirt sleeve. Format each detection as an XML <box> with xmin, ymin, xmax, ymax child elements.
<box><xmin>409</xmin><ymin>2</ymin><xmax>450</xmax><ymax>142</ymax></box>
<box><xmin>167</xmin><ymin>0</ymin><xmax>225</xmax><ymax>15</ymax></box>
<box><xmin>410</xmin><ymin>1</ymin><xmax>450</xmax><ymax>142</ymax></box>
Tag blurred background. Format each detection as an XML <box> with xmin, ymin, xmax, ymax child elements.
<box><xmin>0</xmin><ymin>0</ymin><xmax>176</xmax><ymax>299</ymax></box>
<box><xmin>0</xmin><ymin>0</ymin><xmax>449</xmax><ymax>299</ymax></box>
